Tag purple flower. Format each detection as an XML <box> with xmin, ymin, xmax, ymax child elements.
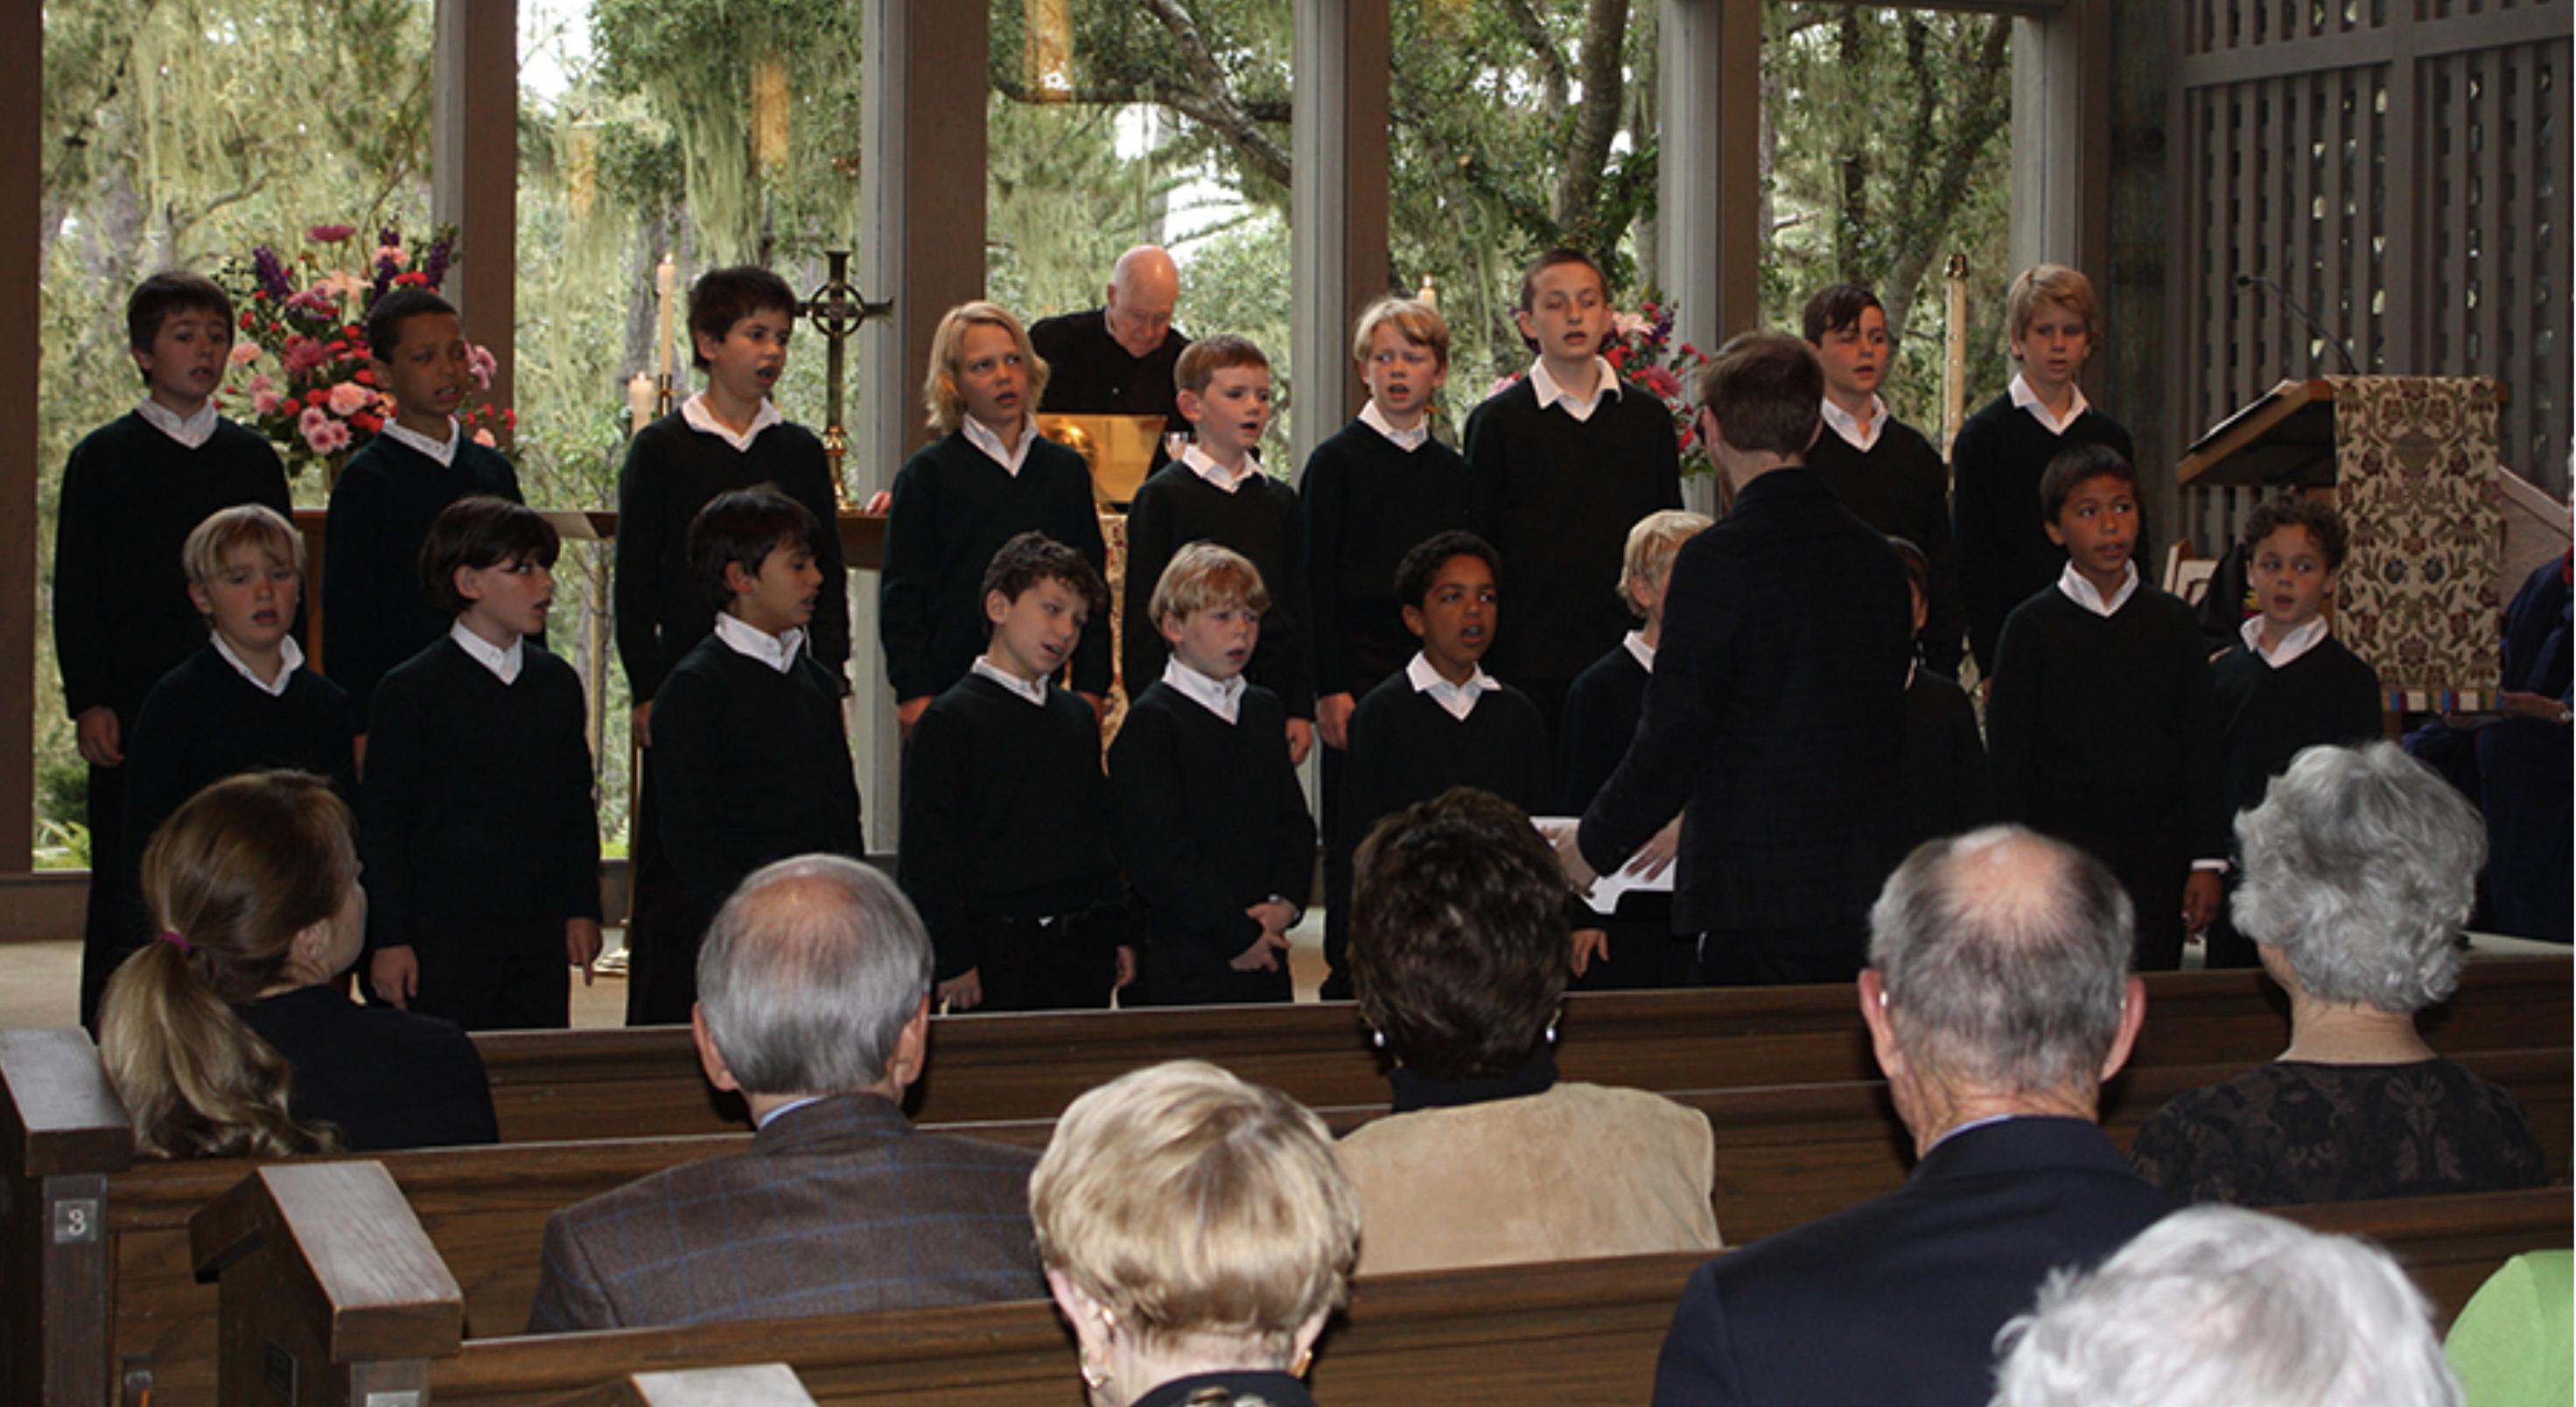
<box><xmin>251</xmin><ymin>246</ymin><xmax>296</xmax><ymax>303</ymax></box>
<box><xmin>419</xmin><ymin>229</ymin><xmax>454</xmax><ymax>290</ymax></box>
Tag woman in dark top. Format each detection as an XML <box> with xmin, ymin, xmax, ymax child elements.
<box><xmin>2127</xmin><ymin>743</ymin><xmax>2547</xmax><ymax>1205</ymax></box>
<box><xmin>1032</xmin><ymin>1061</ymin><xmax>1357</xmax><ymax>1407</ymax></box>
<box><xmin>97</xmin><ymin>771</ymin><xmax>496</xmax><ymax>1157</ymax></box>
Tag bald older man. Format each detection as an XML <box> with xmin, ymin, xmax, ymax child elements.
<box><xmin>1030</xmin><ymin>245</ymin><xmax>1191</xmax><ymax>438</ymax></box>
<box><xmin>1649</xmin><ymin>827</ymin><xmax>2174</xmax><ymax>1407</ymax></box>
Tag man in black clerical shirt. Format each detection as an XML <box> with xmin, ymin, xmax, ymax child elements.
<box><xmin>1029</xmin><ymin>245</ymin><xmax>1191</xmax><ymax>444</ymax></box>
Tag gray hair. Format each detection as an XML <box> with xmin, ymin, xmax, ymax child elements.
<box><xmin>1869</xmin><ymin>826</ymin><xmax>2133</xmax><ymax>1097</ymax></box>
<box><xmin>696</xmin><ymin>855</ymin><xmax>935</xmax><ymax>1096</ymax></box>
<box><xmin>2231</xmin><ymin>742</ymin><xmax>2483</xmax><ymax>1013</ymax></box>
<box><xmin>1990</xmin><ymin>1205</ymin><xmax>2462</xmax><ymax>1407</ymax></box>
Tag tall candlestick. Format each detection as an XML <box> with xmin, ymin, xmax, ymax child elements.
<box><xmin>629</xmin><ymin>373</ymin><xmax>654</xmax><ymax>434</ymax></box>
<box><xmin>654</xmin><ymin>254</ymin><xmax>676</xmax><ymax>383</ymax></box>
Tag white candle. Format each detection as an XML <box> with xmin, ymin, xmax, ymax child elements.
<box><xmin>629</xmin><ymin>373</ymin><xmax>654</xmax><ymax>434</ymax></box>
<box><xmin>654</xmin><ymin>255</ymin><xmax>676</xmax><ymax>382</ymax></box>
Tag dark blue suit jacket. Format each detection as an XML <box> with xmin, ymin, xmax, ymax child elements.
<box><xmin>527</xmin><ymin>1092</ymin><xmax>1045</xmax><ymax>1331</ymax></box>
<box><xmin>1649</xmin><ymin>1116</ymin><xmax>2173</xmax><ymax>1407</ymax></box>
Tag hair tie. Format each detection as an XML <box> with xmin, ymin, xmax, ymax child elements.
<box><xmin>157</xmin><ymin>929</ymin><xmax>192</xmax><ymax>956</ymax></box>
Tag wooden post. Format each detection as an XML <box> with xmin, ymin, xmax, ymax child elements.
<box><xmin>432</xmin><ymin>0</ymin><xmax>519</xmax><ymax>434</ymax></box>
<box><xmin>1289</xmin><ymin>0</ymin><xmax>1393</xmax><ymax>469</ymax></box>
<box><xmin>191</xmin><ymin>1163</ymin><xmax>463</xmax><ymax>1407</ymax></box>
<box><xmin>0</xmin><ymin>1030</ymin><xmax>135</xmax><ymax>1407</ymax></box>
<box><xmin>0</xmin><ymin>0</ymin><xmax>37</xmax><ymax>878</ymax></box>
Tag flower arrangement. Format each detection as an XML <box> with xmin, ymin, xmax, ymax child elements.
<box><xmin>1487</xmin><ymin>300</ymin><xmax>1716</xmax><ymax>478</ymax></box>
<box><xmin>224</xmin><ymin>222</ymin><xmax>513</xmax><ymax>479</ymax></box>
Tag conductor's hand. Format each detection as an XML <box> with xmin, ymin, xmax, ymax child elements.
<box><xmin>369</xmin><ymin>946</ymin><xmax>419</xmax><ymax>1009</ymax></box>
<box><xmin>75</xmin><ymin>707</ymin><xmax>122</xmax><ymax>767</ymax></box>
<box><xmin>1625</xmin><ymin>816</ymin><xmax>1684</xmax><ymax>882</ymax></box>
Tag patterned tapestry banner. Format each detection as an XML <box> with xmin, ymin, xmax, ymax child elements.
<box><xmin>2330</xmin><ymin>376</ymin><xmax>2502</xmax><ymax>710</ymax></box>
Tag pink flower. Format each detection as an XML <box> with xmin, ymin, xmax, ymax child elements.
<box><xmin>373</xmin><ymin>242</ymin><xmax>405</xmax><ymax>269</ymax></box>
<box><xmin>307</xmin><ymin>224</ymin><xmax>359</xmax><ymax>244</ymax></box>
<box><xmin>248</xmin><ymin>372</ymin><xmax>274</xmax><ymax>395</ymax></box>
<box><xmin>284</xmin><ymin>286</ymin><xmax>338</xmax><ymax>316</ymax></box>
<box><xmin>228</xmin><ymin>342</ymin><xmax>261</xmax><ymax>367</ymax></box>
<box><xmin>1485</xmin><ymin>374</ymin><xmax>1523</xmax><ymax>402</ymax></box>
<box><xmin>253</xmin><ymin>389</ymin><xmax>283</xmax><ymax>416</ymax></box>
<box><xmin>281</xmin><ymin>336</ymin><xmax>329</xmax><ymax>377</ymax></box>
<box><xmin>302</xmin><ymin>413</ymin><xmax>351</xmax><ymax>456</ymax></box>
<box><xmin>326</xmin><ymin>382</ymin><xmax>374</xmax><ymax>416</ymax></box>
<box><xmin>472</xmin><ymin>428</ymin><xmax>497</xmax><ymax>448</ymax></box>
<box><xmin>1635</xmin><ymin>367</ymin><xmax>1683</xmax><ymax>400</ymax></box>
<box><xmin>466</xmin><ymin>345</ymin><xmax>497</xmax><ymax>391</ymax></box>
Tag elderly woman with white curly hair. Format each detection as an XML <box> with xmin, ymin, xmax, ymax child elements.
<box><xmin>2126</xmin><ymin>742</ymin><xmax>2547</xmax><ymax>1205</ymax></box>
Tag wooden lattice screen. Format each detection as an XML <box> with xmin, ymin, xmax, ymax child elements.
<box><xmin>2171</xmin><ymin>0</ymin><xmax>2572</xmax><ymax>556</ymax></box>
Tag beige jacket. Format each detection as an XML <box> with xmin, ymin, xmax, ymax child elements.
<box><xmin>1334</xmin><ymin>1082</ymin><xmax>1720</xmax><ymax>1277</ymax></box>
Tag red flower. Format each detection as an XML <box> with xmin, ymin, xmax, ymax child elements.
<box><xmin>354</xmin><ymin>368</ymin><xmax>374</xmax><ymax>385</ymax></box>
<box><xmin>240</xmin><ymin>311</ymin><xmax>256</xmax><ymax>328</ymax></box>
<box><xmin>351</xmin><ymin>412</ymin><xmax>382</xmax><ymax>434</ymax></box>
<box><xmin>394</xmin><ymin>271</ymin><xmax>430</xmax><ymax>287</ymax></box>
<box><xmin>1605</xmin><ymin>346</ymin><xmax>1628</xmax><ymax>370</ymax></box>
<box><xmin>305</xmin><ymin>388</ymin><xmax>329</xmax><ymax>408</ymax></box>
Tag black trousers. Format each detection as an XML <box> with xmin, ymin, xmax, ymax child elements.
<box><xmin>969</xmin><ymin>905</ymin><xmax>1131</xmax><ymax>1012</ymax></box>
<box><xmin>408</xmin><ymin>913</ymin><xmax>571</xmax><ymax>1031</ymax></box>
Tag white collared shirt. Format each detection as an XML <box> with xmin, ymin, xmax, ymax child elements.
<box><xmin>1621</xmin><ymin>630</ymin><xmax>1656</xmax><ymax>673</ymax></box>
<box><xmin>1405</xmin><ymin>651</ymin><xmax>1500</xmax><ymax>722</ymax></box>
<box><xmin>1182</xmin><ymin>444</ymin><xmax>1263</xmax><ymax>493</ymax></box>
<box><xmin>681</xmin><ymin>392</ymin><xmax>785</xmax><ymax>453</ymax></box>
<box><xmin>211</xmin><ymin>632</ymin><xmax>304</xmax><ymax>697</ymax></box>
<box><xmin>971</xmin><ymin>655</ymin><xmax>1049</xmax><ymax>706</ymax></box>
<box><xmin>450</xmin><ymin>620</ymin><xmax>525</xmax><ymax>685</ymax></box>
<box><xmin>1162</xmin><ymin>656</ymin><xmax>1247</xmax><ymax>724</ymax></box>
<box><xmin>1527</xmin><ymin>356</ymin><xmax>1623</xmax><ymax>424</ymax></box>
<box><xmin>2055</xmin><ymin>560</ymin><xmax>2141</xmax><ymax>618</ymax></box>
<box><xmin>2007</xmin><ymin>372</ymin><xmax>2092</xmax><ymax>435</ymax></box>
<box><xmin>712</xmin><ymin>611</ymin><xmax>805</xmax><ymax>673</ymax></box>
<box><xmin>381</xmin><ymin>416</ymin><xmax>460</xmax><ymax>467</ymax></box>
<box><xmin>136</xmin><ymin>398</ymin><xmax>220</xmax><ymax>451</ymax></box>
<box><xmin>1820</xmin><ymin>395</ymin><xmax>1886</xmax><ymax>453</ymax></box>
<box><xmin>960</xmin><ymin>415</ymin><xmax>1039</xmax><ymax>477</ymax></box>
<box><xmin>1358</xmin><ymin>400</ymin><xmax>1432</xmax><ymax>452</ymax></box>
<box><xmin>2241</xmin><ymin>613</ymin><xmax>2331</xmax><ymax>669</ymax></box>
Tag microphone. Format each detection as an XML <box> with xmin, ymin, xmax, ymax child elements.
<box><xmin>2235</xmin><ymin>274</ymin><xmax>2363</xmax><ymax>375</ymax></box>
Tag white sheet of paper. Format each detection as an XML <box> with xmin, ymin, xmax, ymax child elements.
<box><xmin>1534</xmin><ymin>816</ymin><xmax>1674</xmax><ymax>917</ymax></box>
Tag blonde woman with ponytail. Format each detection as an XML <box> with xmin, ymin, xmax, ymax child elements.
<box><xmin>99</xmin><ymin>771</ymin><xmax>497</xmax><ymax>1156</ymax></box>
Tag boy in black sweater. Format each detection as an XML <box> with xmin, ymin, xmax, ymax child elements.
<box><xmin>361</xmin><ymin>498</ymin><xmax>602</xmax><ymax>1029</ymax></box>
<box><xmin>1119</xmin><ymin>335</ymin><xmax>1313</xmax><ymax>763</ymax></box>
<box><xmin>60</xmin><ymin>270</ymin><xmax>295</xmax><ymax>1026</ymax></box>
<box><xmin>2205</xmin><ymin>494</ymin><xmax>2383</xmax><ymax>968</ymax></box>
<box><xmin>1463</xmin><ymin>248</ymin><xmax>1683</xmax><ymax>737</ymax></box>
<box><xmin>1987</xmin><ymin>444</ymin><xmax>2225</xmax><ymax>971</ymax></box>
<box><xmin>324</xmin><ymin>289</ymin><xmax>524</xmax><ymax>730</ymax></box>
<box><xmin>1110</xmin><ymin>543</ymin><xmax>1317</xmax><ymax>1004</ymax></box>
<box><xmin>1302</xmin><ymin>296</ymin><xmax>1484</xmax><ymax>844</ymax></box>
<box><xmin>123</xmin><ymin>506</ymin><xmax>355</xmax><ymax>975</ymax></box>
<box><xmin>1952</xmin><ymin>264</ymin><xmax>2138</xmax><ymax>676</ymax></box>
<box><xmin>1557</xmin><ymin>509</ymin><xmax>1710</xmax><ymax>990</ymax></box>
<box><xmin>900</xmin><ymin>533</ymin><xmax>1130</xmax><ymax>1012</ymax></box>
<box><xmin>1326</xmin><ymin>531</ymin><xmax>1550</xmax><ymax>998</ymax></box>
<box><xmin>881</xmin><ymin>301</ymin><xmax>1112</xmax><ymax>737</ymax></box>
<box><xmin>616</xmin><ymin>267</ymin><xmax>850</xmax><ymax>1026</ymax></box>
<box><xmin>646</xmin><ymin>489</ymin><xmax>863</xmax><ymax>1022</ymax></box>
<box><xmin>1802</xmin><ymin>284</ymin><xmax>1965</xmax><ymax>677</ymax></box>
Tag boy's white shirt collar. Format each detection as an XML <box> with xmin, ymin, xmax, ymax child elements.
<box><xmin>1404</xmin><ymin>650</ymin><xmax>1500</xmax><ymax>721</ymax></box>
<box><xmin>712</xmin><ymin>611</ymin><xmax>805</xmax><ymax>673</ymax></box>
<box><xmin>211</xmin><ymin>632</ymin><xmax>303</xmax><ymax>697</ymax></box>
<box><xmin>1358</xmin><ymin>400</ymin><xmax>1432</xmax><ymax>452</ymax></box>
<box><xmin>1622</xmin><ymin>630</ymin><xmax>1656</xmax><ymax>672</ymax></box>
<box><xmin>971</xmin><ymin>654</ymin><xmax>1049</xmax><ymax>706</ymax></box>
<box><xmin>2008</xmin><ymin>372</ymin><xmax>2092</xmax><ymax>435</ymax></box>
<box><xmin>136</xmin><ymin>397</ymin><xmax>220</xmax><ymax>450</ymax></box>
<box><xmin>381</xmin><ymin>416</ymin><xmax>460</xmax><ymax>467</ymax></box>
<box><xmin>960</xmin><ymin>415</ymin><xmax>1038</xmax><ymax>476</ymax></box>
<box><xmin>1162</xmin><ymin>656</ymin><xmax>1247</xmax><ymax>724</ymax></box>
<box><xmin>681</xmin><ymin>391</ymin><xmax>784</xmax><ymax>452</ymax></box>
<box><xmin>1181</xmin><ymin>443</ymin><xmax>1262</xmax><ymax>492</ymax></box>
<box><xmin>2055</xmin><ymin>559</ymin><xmax>2140</xmax><ymax>617</ymax></box>
<box><xmin>1820</xmin><ymin>395</ymin><xmax>1886</xmax><ymax>452</ymax></box>
<box><xmin>1527</xmin><ymin>356</ymin><xmax>1622</xmax><ymax>423</ymax></box>
<box><xmin>449</xmin><ymin>619</ymin><xmax>525</xmax><ymax>684</ymax></box>
<box><xmin>2241</xmin><ymin>613</ymin><xmax>2330</xmax><ymax>668</ymax></box>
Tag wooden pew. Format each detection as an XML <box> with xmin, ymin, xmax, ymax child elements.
<box><xmin>11</xmin><ymin>959</ymin><xmax>2568</xmax><ymax>1407</ymax></box>
<box><xmin>190</xmin><ymin>1161</ymin><xmax>2572</xmax><ymax>1407</ymax></box>
<box><xmin>480</xmin><ymin>956</ymin><xmax>2574</xmax><ymax>1141</ymax></box>
<box><xmin>550</xmin><ymin>1364</ymin><xmax>818</xmax><ymax>1407</ymax></box>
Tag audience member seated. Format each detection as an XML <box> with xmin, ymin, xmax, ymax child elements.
<box><xmin>527</xmin><ymin>855</ymin><xmax>1046</xmax><ymax>1332</ymax></box>
<box><xmin>1990</xmin><ymin>1205</ymin><xmax>2464</xmax><ymax>1407</ymax></box>
<box><xmin>98</xmin><ymin>770</ymin><xmax>496</xmax><ymax>1155</ymax></box>
<box><xmin>1334</xmin><ymin>788</ymin><xmax>1718</xmax><ymax>1274</ymax></box>
<box><xmin>1032</xmin><ymin>1060</ymin><xmax>1359</xmax><ymax>1407</ymax></box>
<box><xmin>1651</xmin><ymin>826</ymin><xmax>2173</xmax><ymax>1407</ymax></box>
<box><xmin>2126</xmin><ymin>743</ymin><xmax>2547</xmax><ymax>1206</ymax></box>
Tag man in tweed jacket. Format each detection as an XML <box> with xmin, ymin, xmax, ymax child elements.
<box><xmin>528</xmin><ymin>856</ymin><xmax>1045</xmax><ymax>1332</ymax></box>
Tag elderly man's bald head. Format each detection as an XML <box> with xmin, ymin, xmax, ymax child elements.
<box><xmin>1867</xmin><ymin>827</ymin><xmax>2136</xmax><ymax>1098</ymax></box>
<box><xmin>1105</xmin><ymin>246</ymin><xmax>1180</xmax><ymax>359</ymax></box>
<box><xmin>695</xmin><ymin>856</ymin><xmax>935</xmax><ymax>1096</ymax></box>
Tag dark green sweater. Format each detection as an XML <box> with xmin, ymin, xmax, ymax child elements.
<box><xmin>1119</xmin><ymin>464</ymin><xmax>1312</xmax><ymax>717</ymax></box>
<box><xmin>650</xmin><ymin>635</ymin><xmax>863</xmax><ymax>916</ymax></box>
<box><xmin>1298</xmin><ymin>419</ymin><xmax>1484</xmax><ymax>700</ymax></box>
<box><xmin>323</xmin><ymin>433</ymin><xmax>523</xmax><ymax>722</ymax></box>
<box><xmin>1950</xmin><ymin>393</ymin><xmax>2136</xmax><ymax>673</ymax></box>
<box><xmin>2211</xmin><ymin>634</ymin><xmax>2384</xmax><ymax>819</ymax></box>
<box><xmin>360</xmin><ymin>637</ymin><xmax>601</xmax><ymax>955</ymax></box>
<box><xmin>1807</xmin><ymin>416</ymin><xmax>1966</xmax><ymax>678</ymax></box>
